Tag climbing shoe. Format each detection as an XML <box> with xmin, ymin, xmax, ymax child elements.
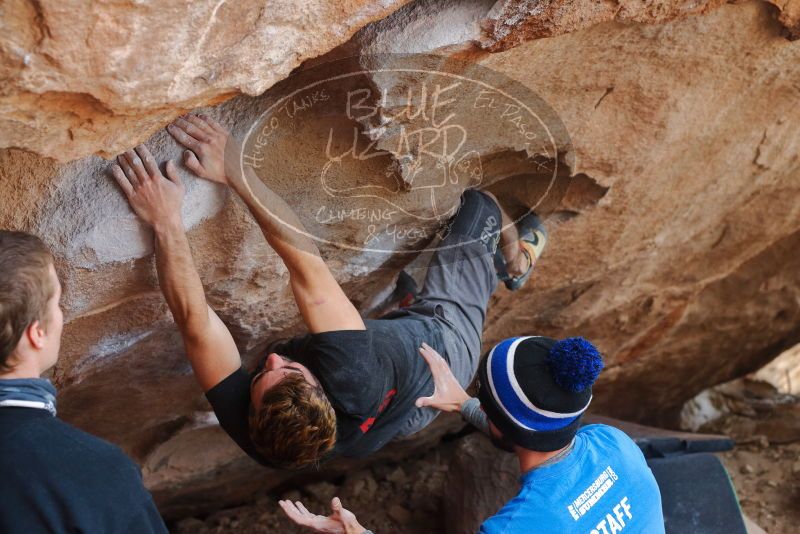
<box><xmin>493</xmin><ymin>212</ymin><xmax>547</xmax><ymax>291</ymax></box>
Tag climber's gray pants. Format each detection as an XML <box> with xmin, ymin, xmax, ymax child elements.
<box><xmin>396</xmin><ymin>190</ymin><xmax>501</xmax><ymax>437</ymax></box>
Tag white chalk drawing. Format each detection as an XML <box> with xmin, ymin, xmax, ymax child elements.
<box><xmin>238</xmin><ymin>55</ymin><xmax>572</xmax><ymax>255</ymax></box>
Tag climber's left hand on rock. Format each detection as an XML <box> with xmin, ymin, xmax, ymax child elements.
<box><xmin>112</xmin><ymin>144</ymin><xmax>185</xmax><ymax>232</ymax></box>
<box><xmin>167</xmin><ymin>113</ymin><xmax>240</xmax><ymax>186</ymax></box>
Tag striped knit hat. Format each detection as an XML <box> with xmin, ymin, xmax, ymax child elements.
<box><xmin>477</xmin><ymin>336</ymin><xmax>604</xmax><ymax>452</ymax></box>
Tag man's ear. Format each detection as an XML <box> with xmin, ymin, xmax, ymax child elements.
<box><xmin>25</xmin><ymin>320</ymin><xmax>46</xmax><ymax>350</ymax></box>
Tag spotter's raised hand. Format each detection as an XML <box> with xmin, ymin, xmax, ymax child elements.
<box><xmin>278</xmin><ymin>497</ymin><xmax>366</xmax><ymax>534</ymax></box>
<box><xmin>415</xmin><ymin>342</ymin><xmax>470</xmax><ymax>413</ymax></box>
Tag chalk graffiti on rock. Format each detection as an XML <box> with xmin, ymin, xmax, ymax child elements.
<box><xmin>238</xmin><ymin>55</ymin><xmax>570</xmax><ymax>254</ymax></box>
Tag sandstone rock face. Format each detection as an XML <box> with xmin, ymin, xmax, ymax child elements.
<box><xmin>479</xmin><ymin>0</ymin><xmax>800</xmax><ymax>50</ymax></box>
<box><xmin>5</xmin><ymin>0</ymin><xmax>799</xmax><ymax>163</ymax></box>
<box><xmin>473</xmin><ymin>1</ymin><xmax>800</xmax><ymax>424</ymax></box>
<box><xmin>752</xmin><ymin>343</ymin><xmax>800</xmax><ymax>395</ymax></box>
<box><xmin>1</xmin><ymin>0</ymin><xmax>799</xmax><ymax>518</ymax></box>
<box><xmin>0</xmin><ymin>0</ymin><xmax>410</xmax><ymax>161</ymax></box>
<box><xmin>680</xmin><ymin>343</ymin><xmax>800</xmax><ymax>443</ymax></box>
<box><xmin>680</xmin><ymin>376</ymin><xmax>800</xmax><ymax>444</ymax></box>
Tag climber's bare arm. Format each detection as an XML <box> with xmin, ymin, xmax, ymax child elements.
<box><xmin>111</xmin><ymin>145</ymin><xmax>241</xmax><ymax>391</ymax></box>
<box><xmin>167</xmin><ymin>114</ymin><xmax>365</xmax><ymax>334</ymax></box>
<box><xmin>150</xmin><ymin>224</ymin><xmax>241</xmax><ymax>391</ymax></box>
<box><xmin>230</xmin><ymin>166</ymin><xmax>366</xmax><ymax>333</ymax></box>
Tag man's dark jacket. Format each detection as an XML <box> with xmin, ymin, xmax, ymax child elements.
<box><xmin>0</xmin><ymin>407</ymin><xmax>167</xmax><ymax>533</ymax></box>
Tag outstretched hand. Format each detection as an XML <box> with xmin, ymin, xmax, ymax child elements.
<box><xmin>167</xmin><ymin>113</ymin><xmax>240</xmax><ymax>185</ymax></box>
<box><xmin>112</xmin><ymin>144</ymin><xmax>184</xmax><ymax>231</ymax></box>
<box><xmin>279</xmin><ymin>497</ymin><xmax>367</xmax><ymax>534</ymax></box>
<box><xmin>415</xmin><ymin>342</ymin><xmax>471</xmax><ymax>412</ymax></box>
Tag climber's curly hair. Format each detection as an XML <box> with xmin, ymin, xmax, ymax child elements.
<box><xmin>248</xmin><ymin>372</ymin><xmax>337</xmax><ymax>469</ymax></box>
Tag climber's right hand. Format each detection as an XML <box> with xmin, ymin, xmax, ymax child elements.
<box><xmin>167</xmin><ymin>113</ymin><xmax>240</xmax><ymax>186</ymax></box>
<box><xmin>112</xmin><ymin>144</ymin><xmax>185</xmax><ymax>232</ymax></box>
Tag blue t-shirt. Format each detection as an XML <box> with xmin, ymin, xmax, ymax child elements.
<box><xmin>480</xmin><ymin>425</ymin><xmax>664</xmax><ymax>534</ymax></box>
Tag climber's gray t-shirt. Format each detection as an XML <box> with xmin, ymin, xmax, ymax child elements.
<box><xmin>206</xmin><ymin>314</ymin><xmax>445</xmax><ymax>464</ymax></box>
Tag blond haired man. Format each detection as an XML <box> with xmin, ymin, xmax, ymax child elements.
<box><xmin>0</xmin><ymin>231</ymin><xmax>166</xmax><ymax>533</ymax></box>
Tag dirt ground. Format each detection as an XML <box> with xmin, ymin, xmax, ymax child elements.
<box><xmin>719</xmin><ymin>440</ymin><xmax>800</xmax><ymax>534</ymax></box>
<box><xmin>170</xmin><ymin>435</ymin><xmax>799</xmax><ymax>534</ymax></box>
<box><xmin>171</xmin><ymin>440</ymin><xmax>457</xmax><ymax>534</ymax></box>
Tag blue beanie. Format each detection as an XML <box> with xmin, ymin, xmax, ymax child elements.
<box><xmin>477</xmin><ymin>336</ymin><xmax>604</xmax><ymax>451</ymax></box>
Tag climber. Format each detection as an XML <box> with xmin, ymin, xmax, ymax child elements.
<box><xmin>111</xmin><ymin>113</ymin><xmax>545</xmax><ymax>469</ymax></box>
<box><xmin>0</xmin><ymin>231</ymin><xmax>167</xmax><ymax>534</ymax></box>
<box><xmin>280</xmin><ymin>337</ymin><xmax>666</xmax><ymax>534</ymax></box>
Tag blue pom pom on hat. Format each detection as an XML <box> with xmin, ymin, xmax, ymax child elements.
<box><xmin>546</xmin><ymin>337</ymin><xmax>604</xmax><ymax>393</ymax></box>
